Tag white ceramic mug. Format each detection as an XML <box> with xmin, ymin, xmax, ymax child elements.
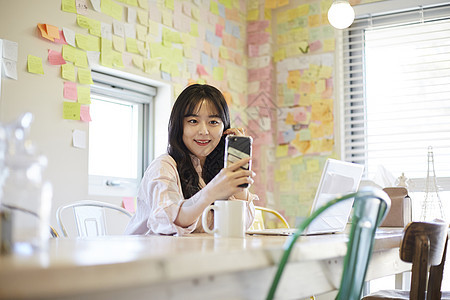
<box><xmin>202</xmin><ymin>200</ymin><xmax>246</xmax><ymax>238</ymax></box>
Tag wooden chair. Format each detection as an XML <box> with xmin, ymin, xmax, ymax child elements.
<box><xmin>56</xmin><ymin>200</ymin><xmax>132</xmax><ymax>237</ymax></box>
<box><xmin>363</xmin><ymin>221</ymin><xmax>449</xmax><ymax>300</ymax></box>
<box><xmin>266</xmin><ymin>187</ymin><xmax>391</xmax><ymax>300</ymax></box>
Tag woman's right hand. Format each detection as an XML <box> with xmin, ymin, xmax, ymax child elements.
<box><xmin>203</xmin><ymin>157</ymin><xmax>255</xmax><ymax>201</ymax></box>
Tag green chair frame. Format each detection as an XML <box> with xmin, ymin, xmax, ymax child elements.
<box><xmin>266</xmin><ymin>187</ymin><xmax>391</xmax><ymax>300</ymax></box>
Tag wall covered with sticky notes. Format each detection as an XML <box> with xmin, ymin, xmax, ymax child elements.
<box><xmin>0</xmin><ymin>0</ymin><xmax>383</xmax><ymax>230</ymax></box>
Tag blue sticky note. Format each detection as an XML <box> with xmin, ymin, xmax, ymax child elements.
<box><xmin>225</xmin><ymin>21</ymin><xmax>233</xmax><ymax>35</ymax></box>
<box><xmin>201</xmin><ymin>52</ymin><xmax>210</xmax><ymax>67</ymax></box>
<box><xmin>218</xmin><ymin>3</ymin><xmax>225</xmax><ymax>18</ymax></box>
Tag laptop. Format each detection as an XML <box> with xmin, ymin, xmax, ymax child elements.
<box><xmin>247</xmin><ymin>159</ymin><xmax>364</xmax><ymax>236</ymax></box>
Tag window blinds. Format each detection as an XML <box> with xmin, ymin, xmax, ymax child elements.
<box><xmin>342</xmin><ymin>3</ymin><xmax>450</xmax><ymax>183</ymax></box>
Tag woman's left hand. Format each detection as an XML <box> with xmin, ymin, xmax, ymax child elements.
<box><xmin>224</xmin><ymin>127</ymin><xmax>246</xmax><ymax>136</ymax></box>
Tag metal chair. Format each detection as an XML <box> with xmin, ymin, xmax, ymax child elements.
<box><xmin>56</xmin><ymin>200</ymin><xmax>132</xmax><ymax>237</ymax></box>
<box><xmin>362</xmin><ymin>220</ymin><xmax>450</xmax><ymax>300</ymax></box>
<box><xmin>266</xmin><ymin>187</ymin><xmax>391</xmax><ymax>300</ymax></box>
<box><xmin>250</xmin><ymin>206</ymin><xmax>290</xmax><ymax>231</ymax></box>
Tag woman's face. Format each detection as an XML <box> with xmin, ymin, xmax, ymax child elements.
<box><xmin>182</xmin><ymin>100</ymin><xmax>224</xmax><ymax>164</ymax></box>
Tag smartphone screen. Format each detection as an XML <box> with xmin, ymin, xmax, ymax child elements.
<box><xmin>224</xmin><ymin>135</ymin><xmax>252</xmax><ymax>188</ymax></box>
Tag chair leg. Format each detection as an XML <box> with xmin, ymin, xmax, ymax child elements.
<box><xmin>410</xmin><ymin>237</ymin><xmax>430</xmax><ymax>300</ymax></box>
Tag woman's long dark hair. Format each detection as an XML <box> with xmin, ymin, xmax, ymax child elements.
<box><xmin>168</xmin><ymin>84</ymin><xmax>231</xmax><ymax>199</ymax></box>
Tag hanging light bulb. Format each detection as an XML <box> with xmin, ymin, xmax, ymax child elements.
<box><xmin>328</xmin><ymin>0</ymin><xmax>355</xmax><ymax>29</ymax></box>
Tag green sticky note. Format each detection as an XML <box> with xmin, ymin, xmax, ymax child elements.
<box><xmin>63</xmin><ymin>102</ymin><xmax>81</xmax><ymax>120</ymax></box>
<box><xmin>27</xmin><ymin>55</ymin><xmax>44</xmax><ymax>75</ymax></box>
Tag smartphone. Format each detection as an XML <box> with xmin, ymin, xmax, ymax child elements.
<box><xmin>224</xmin><ymin>135</ymin><xmax>253</xmax><ymax>188</ymax></box>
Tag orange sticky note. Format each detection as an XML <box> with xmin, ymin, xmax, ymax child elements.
<box><xmin>45</xmin><ymin>24</ymin><xmax>60</xmax><ymax>40</ymax></box>
<box><xmin>37</xmin><ymin>23</ymin><xmax>54</xmax><ymax>41</ymax></box>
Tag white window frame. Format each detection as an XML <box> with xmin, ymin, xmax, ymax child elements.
<box><xmin>88</xmin><ymin>70</ymin><xmax>156</xmax><ymax>197</ymax></box>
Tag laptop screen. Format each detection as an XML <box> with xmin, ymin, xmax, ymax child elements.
<box><xmin>305</xmin><ymin>159</ymin><xmax>364</xmax><ymax>235</ymax></box>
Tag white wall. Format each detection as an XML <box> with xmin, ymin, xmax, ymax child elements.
<box><xmin>0</xmin><ymin>0</ymin><xmax>171</xmax><ymax>234</ymax></box>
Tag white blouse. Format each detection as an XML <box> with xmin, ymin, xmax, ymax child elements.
<box><xmin>125</xmin><ymin>154</ymin><xmax>257</xmax><ymax>236</ymax></box>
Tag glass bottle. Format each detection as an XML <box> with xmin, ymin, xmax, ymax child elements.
<box><xmin>419</xmin><ymin>146</ymin><xmax>445</xmax><ymax>222</ymax></box>
<box><xmin>1</xmin><ymin>113</ymin><xmax>52</xmax><ymax>252</ymax></box>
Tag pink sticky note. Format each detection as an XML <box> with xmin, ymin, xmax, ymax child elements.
<box><xmin>122</xmin><ymin>197</ymin><xmax>136</xmax><ymax>213</ymax></box>
<box><xmin>54</xmin><ymin>30</ymin><xmax>68</xmax><ymax>44</ymax></box>
<box><xmin>48</xmin><ymin>49</ymin><xmax>66</xmax><ymax>65</ymax></box>
<box><xmin>248</xmin><ymin>44</ymin><xmax>259</xmax><ymax>57</ymax></box>
<box><xmin>309</xmin><ymin>40</ymin><xmax>323</xmax><ymax>52</ymax></box>
<box><xmin>63</xmin><ymin>81</ymin><xmax>77</xmax><ymax>100</ymax></box>
<box><xmin>215</xmin><ymin>24</ymin><xmax>224</xmax><ymax>38</ymax></box>
<box><xmin>80</xmin><ymin>105</ymin><xmax>92</xmax><ymax>122</ymax></box>
<box><xmin>196</xmin><ymin>64</ymin><xmax>209</xmax><ymax>76</ymax></box>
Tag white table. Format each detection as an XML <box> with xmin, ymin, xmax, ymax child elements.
<box><xmin>0</xmin><ymin>229</ymin><xmax>409</xmax><ymax>300</ymax></box>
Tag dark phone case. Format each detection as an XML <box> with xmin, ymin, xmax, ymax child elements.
<box><xmin>224</xmin><ymin>136</ymin><xmax>252</xmax><ymax>188</ymax></box>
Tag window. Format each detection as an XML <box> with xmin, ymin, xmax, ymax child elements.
<box><xmin>342</xmin><ymin>3</ymin><xmax>450</xmax><ymax>197</ymax></box>
<box><xmin>88</xmin><ymin>71</ymin><xmax>156</xmax><ymax>197</ymax></box>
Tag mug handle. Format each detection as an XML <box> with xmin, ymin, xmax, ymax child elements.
<box><xmin>202</xmin><ymin>204</ymin><xmax>217</xmax><ymax>234</ymax></box>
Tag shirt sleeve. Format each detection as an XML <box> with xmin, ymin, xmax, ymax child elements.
<box><xmin>124</xmin><ymin>155</ymin><xmax>200</xmax><ymax>236</ymax></box>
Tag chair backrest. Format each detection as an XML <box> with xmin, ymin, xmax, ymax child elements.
<box><xmin>249</xmin><ymin>206</ymin><xmax>290</xmax><ymax>230</ymax></box>
<box><xmin>56</xmin><ymin>200</ymin><xmax>133</xmax><ymax>237</ymax></box>
<box><xmin>400</xmin><ymin>221</ymin><xmax>448</xmax><ymax>300</ymax></box>
<box><xmin>266</xmin><ymin>187</ymin><xmax>391</xmax><ymax>300</ymax></box>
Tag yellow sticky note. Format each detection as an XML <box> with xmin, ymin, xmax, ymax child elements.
<box><xmin>265</xmin><ymin>0</ymin><xmax>277</xmax><ymax>9</ymax></box>
<box><xmin>276</xmin><ymin>144</ymin><xmax>289</xmax><ymax>158</ymax></box>
<box><xmin>144</xmin><ymin>58</ymin><xmax>161</xmax><ymax>74</ymax></box>
<box><xmin>273</xmin><ymin>48</ymin><xmax>286</xmax><ymax>63</ymax></box>
<box><xmin>76</xmin><ymin>14</ymin><xmax>90</xmax><ymax>29</ymax></box>
<box><xmin>213</xmin><ymin>67</ymin><xmax>224</xmax><ymax>81</ymax></box>
<box><xmin>190</xmin><ymin>22</ymin><xmax>199</xmax><ymax>37</ymax></box>
<box><xmin>101</xmin><ymin>50</ymin><xmax>113</xmax><ymax>68</ymax></box>
<box><xmin>165</xmin><ymin>0</ymin><xmax>174</xmax><ymax>10</ymax></box>
<box><xmin>77</xmin><ymin>68</ymin><xmax>93</xmax><ymax>84</ymax></box>
<box><xmin>75</xmin><ymin>50</ymin><xmax>89</xmax><ymax>68</ymax></box>
<box><xmin>126</xmin><ymin>38</ymin><xmax>139</xmax><ymax>54</ymax></box>
<box><xmin>137</xmin><ymin>10</ymin><xmax>149</xmax><ymax>26</ymax></box>
<box><xmin>132</xmin><ymin>55</ymin><xmax>144</xmax><ymax>70</ymax></box>
<box><xmin>27</xmin><ymin>55</ymin><xmax>44</xmax><ymax>75</ymax></box>
<box><xmin>112</xmin><ymin>35</ymin><xmax>125</xmax><ymax>52</ymax></box>
<box><xmin>306</xmin><ymin>159</ymin><xmax>320</xmax><ymax>173</ymax></box>
<box><xmin>111</xmin><ymin>1</ymin><xmax>123</xmax><ymax>21</ymax></box>
<box><xmin>210</xmin><ymin>1</ymin><xmax>219</xmax><ymax>15</ymax></box>
<box><xmin>162</xmin><ymin>10</ymin><xmax>173</xmax><ymax>27</ymax></box>
<box><xmin>62</xmin><ymin>63</ymin><xmax>76</xmax><ymax>82</ymax></box>
<box><xmin>136</xmin><ymin>24</ymin><xmax>147</xmax><ymax>41</ymax></box>
<box><xmin>112</xmin><ymin>51</ymin><xmax>124</xmax><ymax>68</ymax></box>
<box><xmin>88</xmin><ymin>20</ymin><xmax>102</xmax><ymax>37</ymax></box>
<box><xmin>247</xmin><ymin>9</ymin><xmax>259</xmax><ymax>21</ymax></box>
<box><xmin>61</xmin><ymin>0</ymin><xmax>77</xmax><ymax>13</ymax></box>
<box><xmin>62</xmin><ymin>44</ymin><xmax>77</xmax><ymax>62</ymax></box>
<box><xmin>63</xmin><ymin>102</ymin><xmax>81</xmax><ymax>120</ymax></box>
<box><xmin>77</xmin><ymin>85</ymin><xmax>91</xmax><ymax>104</ymax></box>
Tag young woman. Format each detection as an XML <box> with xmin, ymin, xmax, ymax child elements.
<box><xmin>125</xmin><ymin>84</ymin><xmax>258</xmax><ymax>235</ymax></box>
